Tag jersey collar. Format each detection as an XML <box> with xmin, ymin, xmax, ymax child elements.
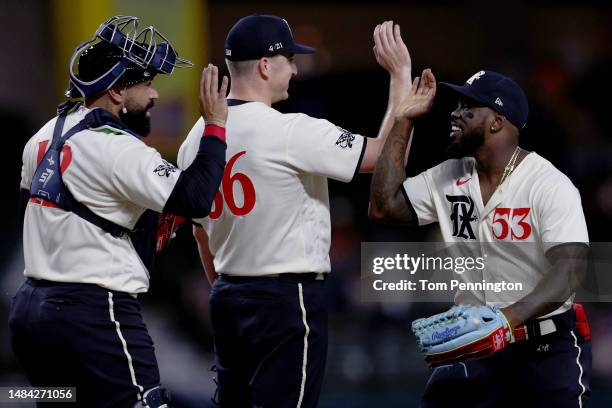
<box><xmin>227</xmin><ymin>99</ymin><xmax>255</xmax><ymax>106</ymax></box>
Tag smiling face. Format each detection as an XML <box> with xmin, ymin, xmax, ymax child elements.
<box><xmin>268</xmin><ymin>53</ymin><xmax>297</xmax><ymax>103</ymax></box>
<box><xmin>447</xmin><ymin>98</ymin><xmax>492</xmax><ymax>158</ymax></box>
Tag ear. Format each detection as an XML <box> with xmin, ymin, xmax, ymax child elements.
<box><xmin>257</xmin><ymin>57</ymin><xmax>271</xmax><ymax>80</ymax></box>
<box><xmin>489</xmin><ymin>113</ymin><xmax>505</xmax><ymax>134</ymax></box>
<box><xmin>108</xmin><ymin>87</ymin><xmax>126</xmax><ymax>105</ymax></box>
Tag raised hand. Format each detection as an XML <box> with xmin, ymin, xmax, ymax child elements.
<box><xmin>394</xmin><ymin>68</ymin><xmax>437</xmax><ymax>120</ymax></box>
<box><xmin>199</xmin><ymin>64</ymin><xmax>229</xmax><ymax>127</ymax></box>
<box><xmin>373</xmin><ymin>21</ymin><xmax>411</xmax><ymax>78</ymax></box>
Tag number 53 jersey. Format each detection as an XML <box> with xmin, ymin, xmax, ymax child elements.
<box><xmin>178</xmin><ymin>101</ymin><xmax>366</xmax><ymax>276</ymax></box>
<box><xmin>402</xmin><ymin>153</ymin><xmax>589</xmax><ymax>310</ymax></box>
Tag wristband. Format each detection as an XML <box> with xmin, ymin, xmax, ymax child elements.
<box><xmin>203</xmin><ymin>125</ymin><xmax>226</xmax><ymax>143</ymax></box>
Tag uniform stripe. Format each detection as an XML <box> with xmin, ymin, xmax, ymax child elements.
<box><xmin>108</xmin><ymin>292</ymin><xmax>144</xmax><ymax>398</ymax></box>
<box><xmin>570</xmin><ymin>330</ymin><xmax>586</xmax><ymax>408</ymax></box>
<box><xmin>296</xmin><ymin>283</ymin><xmax>310</xmax><ymax>408</ymax></box>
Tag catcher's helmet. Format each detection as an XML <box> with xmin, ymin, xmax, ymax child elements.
<box><xmin>66</xmin><ymin>15</ymin><xmax>193</xmax><ymax>99</ymax></box>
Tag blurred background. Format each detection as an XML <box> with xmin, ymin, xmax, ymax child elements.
<box><xmin>2</xmin><ymin>0</ymin><xmax>612</xmax><ymax>406</ymax></box>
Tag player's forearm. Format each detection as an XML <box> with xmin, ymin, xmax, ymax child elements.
<box><xmin>501</xmin><ymin>248</ymin><xmax>587</xmax><ymax>327</ymax></box>
<box><xmin>369</xmin><ymin>117</ymin><xmax>415</xmax><ymax>224</ymax></box>
<box><xmin>375</xmin><ymin>74</ymin><xmax>412</xmax><ymax>143</ymax></box>
<box><xmin>193</xmin><ymin>225</ymin><xmax>217</xmax><ymax>285</ymax></box>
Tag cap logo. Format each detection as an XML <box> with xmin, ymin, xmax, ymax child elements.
<box><xmin>466</xmin><ymin>70</ymin><xmax>485</xmax><ymax>85</ymax></box>
<box><xmin>225</xmin><ymin>49</ymin><xmax>232</xmax><ymax>56</ymax></box>
<box><xmin>268</xmin><ymin>42</ymin><xmax>284</xmax><ymax>52</ymax></box>
<box><xmin>494</xmin><ymin>97</ymin><xmax>504</xmax><ymax>107</ymax></box>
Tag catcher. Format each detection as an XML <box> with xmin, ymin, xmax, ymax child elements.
<box><xmin>369</xmin><ymin>68</ymin><xmax>592</xmax><ymax>407</ymax></box>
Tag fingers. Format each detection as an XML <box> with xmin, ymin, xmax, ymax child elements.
<box><xmin>204</xmin><ymin>64</ymin><xmax>213</xmax><ymax>101</ymax></box>
<box><xmin>219</xmin><ymin>75</ymin><xmax>229</xmax><ymax>97</ymax></box>
<box><xmin>411</xmin><ymin>76</ymin><xmax>420</xmax><ymax>95</ymax></box>
<box><xmin>199</xmin><ymin>66</ymin><xmax>207</xmax><ymax>100</ymax></box>
<box><xmin>373</xmin><ymin>24</ymin><xmax>383</xmax><ymax>55</ymax></box>
<box><xmin>379</xmin><ymin>21</ymin><xmax>392</xmax><ymax>54</ymax></box>
<box><xmin>394</xmin><ymin>24</ymin><xmax>403</xmax><ymax>45</ymax></box>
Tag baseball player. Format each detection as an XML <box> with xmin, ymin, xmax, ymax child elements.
<box><xmin>177</xmin><ymin>16</ymin><xmax>412</xmax><ymax>408</ymax></box>
<box><xmin>369</xmin><ymin>69</ymin><xmax>592</xmax><ymax>407</ymax></box>
<box><xmin>9</xmin><ymin>16</ymin><xmax>228</xmax><ymax>407</ymax></box>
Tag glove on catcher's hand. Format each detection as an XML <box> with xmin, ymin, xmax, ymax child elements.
<box><xmin>156</xmin><ymin>213</ymin><xmax>186</xmax><ymax>253</ymax></box>
<box><xmin>411</xmin><ymin>305</ymin><xmax>512</xmax><ymax>366</ymax></box>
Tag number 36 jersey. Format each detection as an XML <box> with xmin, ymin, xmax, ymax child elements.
<box><xmin>178</xmin><ymin>101</ymin><xmax>366</xmax><ymax>276</ymax></box>
<box><xmin>402</xmin><ymin>153</ymin><xmax>589</xmax><ymax>310</ymax></box>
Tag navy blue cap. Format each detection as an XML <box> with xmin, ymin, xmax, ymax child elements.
<box><xmin>225</xmin><ymin>15</ymin><xmax>316</xmax><ymax>61</ymax></box>
<box><xmin>440</xmin><ymin>70</ymin><xmax>529</xmax><ymax>129</ymax></box>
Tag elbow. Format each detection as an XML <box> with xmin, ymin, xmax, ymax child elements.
<box><xmin>189</xmin><ymin>199</ymin><xmax>213</xmax><ymax>219</ymax></box>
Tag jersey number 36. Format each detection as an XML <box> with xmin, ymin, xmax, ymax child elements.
<box><xmin>209</xmin><ymin>151</ymin><xmax>256</xmax><ymax>219</ymax></box>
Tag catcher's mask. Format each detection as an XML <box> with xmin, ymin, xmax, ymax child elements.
<box><xmin>66</xmin><ymin>15</ymin><xmax>193</xmax><ymax>98</ymax></box>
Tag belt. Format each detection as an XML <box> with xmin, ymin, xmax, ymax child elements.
<box><xmin>511</xmin><ymin>308</ymin><xmax>573</xmax><ymax>343</ymax></box>
<box><xmin>218</xmin><ymin>272</ymin><xmax>327</xmax><ymax>282</ymax></box>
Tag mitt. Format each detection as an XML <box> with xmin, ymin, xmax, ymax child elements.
<box><xmin>411</xmin><ymin>305</ymin><xmax>512</xmax><ymax>366</ymax></box>
<box><xmin>156</xmin><ymin>213</ymin><xmax>186</xmax><ymax>253</ymax></box>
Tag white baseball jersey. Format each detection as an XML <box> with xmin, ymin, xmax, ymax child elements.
<box><xmin>21</xmin><ymin>105</ymin><xmax>182</xmax><ymax>294</ymax></box>
<box><xmin>403</xmin><ymin>152</ymin><xmax>589</xmax><ymax>313</ymax></box>
<box><xmin>177</xmin><ymin>101</ymin><xmax>365</xmax><ymax>276</ymax></box>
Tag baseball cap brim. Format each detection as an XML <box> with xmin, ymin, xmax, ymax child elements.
<box><xmin>286</xmin><ymin>43</ymin><xmax>316</xmax><ymax>55</ymax></box>
<box><xmin>439</xmin><ymin>82</ymin><xmax>493</xmax><ymax>110</ymax></box>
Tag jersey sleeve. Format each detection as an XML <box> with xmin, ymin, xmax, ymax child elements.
<box><xmin>285</xmin><ymin>113</ymin><xmax>366</xmax><ymax>183</ymax></box>
<box><xmin>177</xmin><ymin>117</ymin><xmax>205</xmax><ymax>170</ymax></box>
<box><xmin>21</xmin><ymin>118</ymin><xmax>56</xmax><ymax>190</ymax></box>
<box><xmin>536</xmin><ymin>177</ymin><xmax>589</xmax><ymax>251</ymax></box>
<box><xmin>21</xmin><ymin>137</ymin><xmax>37</xmax><ymax>190</ymax></box>
<box><xmin>402</xmin><ymin>170</ymin><xmax>438</xmax><ymax>225</ymax></box>
<box><xmin>111</xmin><ymin>137</ymin><xmax>182</xmax><ymax>213</ymax></box>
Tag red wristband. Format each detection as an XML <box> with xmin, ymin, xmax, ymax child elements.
<box><xmin>203</xmin><ymin>125</ymin><xmax>226</xmax><ymax>143</ymax></box>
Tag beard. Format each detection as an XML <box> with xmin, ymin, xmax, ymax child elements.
<box><xmin>119</xmin><ymin>100</ymin><xmax>154</xmax><ymax>137</ymax></box>
<box><xmin>446</xmin><ymin>125</ymin><xmax>485</xmax><ymax>158</ymax></box>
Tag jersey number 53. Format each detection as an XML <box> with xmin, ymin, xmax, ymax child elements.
<box><xmin>209</xmin><ymin>151</ymin><xmax>256</xmax><ymax>219</ymax></box>
<box><xmin>491</xmin><ymin>207</ymin><xmax>532</xmax><ymax>240</ymax></box>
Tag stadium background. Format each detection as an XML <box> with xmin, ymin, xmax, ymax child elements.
<box><xmin>2</xmin><ymin>0</ymin><xmax>612</xmax><ymax>406</ymax></box>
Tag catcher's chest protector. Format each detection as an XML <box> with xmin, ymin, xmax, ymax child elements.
<box><xmin>29</xmin><ymin>102</ymin><xmax>159</xmax><ymax>271</ymax></box>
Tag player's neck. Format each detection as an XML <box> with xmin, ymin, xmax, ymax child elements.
<box><xmin>85</xmin><ymin>95</ymin><xmax>121</xmax><ymax>117</ymax></box>
<box><xmin>474</xmin><ymin>142</ymin><xmax>519</xmax><ymax>184</ymax></box>
<box><xmin>227</xmin><ymin>81</ymin><xmax>272</xmax><ymax>106</ymax></box>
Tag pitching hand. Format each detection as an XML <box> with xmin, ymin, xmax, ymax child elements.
<box><xmin>394</xmin><ymin>68</ymin><xmax>436</xmax><ymax>120</ymax></box>
<box><xmin>199</xmin><ymin>64</ymin><xmax>229</xmax><ymax>127</ymax></box>
<box><xmin>373</xmin><ymin>21</ymin><xmax>411</xmax><ymax>78</ymax></box>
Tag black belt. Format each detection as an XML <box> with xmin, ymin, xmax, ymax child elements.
<box><xmin>218</xmin><ymin>273</ymin><xmax>327</xmax><ymax>282</ymax></box>
<box><xmin>512</xmin><ymin>308</ymin><xmax>574</xmax><ymax>342</ymax></box>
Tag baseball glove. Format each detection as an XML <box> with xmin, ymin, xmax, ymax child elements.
<box><xmin>411</xmin><ymin>305</ymin><xmax>512</xmax><ymax>366</ymax></box>
<box><xmin>156</xmin><ymin>213</ymin><xmax>186</xmax><ymax>253</ymax></box>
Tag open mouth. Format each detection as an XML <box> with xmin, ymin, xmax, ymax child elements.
<box><xmin>450</xmin><ymin>123</ymin><xmax>463</xmax><ymax>139</ymax></box>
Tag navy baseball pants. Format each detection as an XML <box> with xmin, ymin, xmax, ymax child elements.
<box><xmin>209</xmin><ymin>274</ymin><xmax>329</xmax><ymax>408</ymax></box>
<box><xmin>421</xmin><ymin>308</ymin><xmax>592</xmax><ymax>408</ymax></box>
<box><xmin>8</xmin><ymin>279</ymin><xmax>162</xmax><ymax>407</ymax></box>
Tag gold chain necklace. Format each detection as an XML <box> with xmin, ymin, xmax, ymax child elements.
<box><xmin>499</xmin><ymin>146</ymin><xmax>521</xmax><ymax>187</ymax></box>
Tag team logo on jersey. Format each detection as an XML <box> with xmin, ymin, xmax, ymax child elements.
<box><xmin>335</xmin><ymin>127</ymin><xmax>355</xmax><ymax>149</ymax></box>
<box><xmin>153</xmin><ymin>160</ymin><xmax>178</xmax><ymax>178</ymax></box>
<box><xmin>446</xmin><ymin>194</ymin><xmax>478</xmax><ymax>240</ymax></box>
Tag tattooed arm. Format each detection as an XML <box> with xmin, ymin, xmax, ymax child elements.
<box><xmin>369</xmin><ymin>69</ymin><xmax>437</xmax><ymax>224</ymax></box>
